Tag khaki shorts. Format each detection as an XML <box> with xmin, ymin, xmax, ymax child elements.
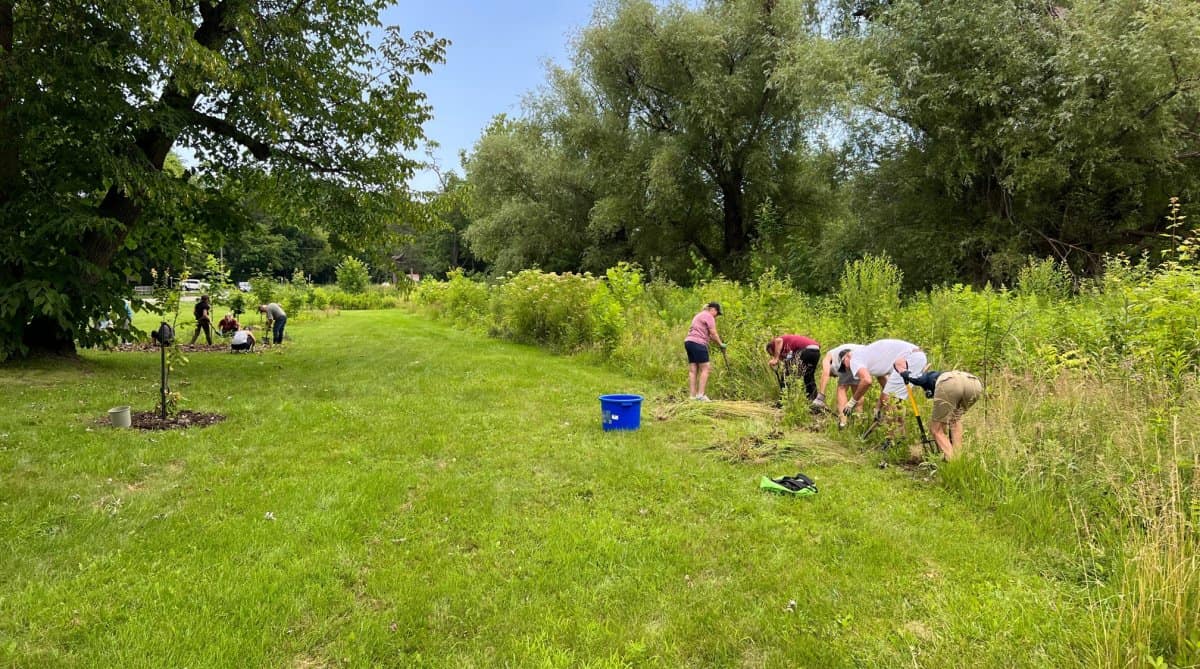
<box><xmin>931</xmin><ymin>371</ymin><xmax>982</xmax><ymax>424</ymax></box>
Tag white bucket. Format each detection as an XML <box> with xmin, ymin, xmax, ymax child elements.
<box><xmin>108</xmin><ymin>405</ymin><xmax>132</xmax><ymax>428</ymax></box>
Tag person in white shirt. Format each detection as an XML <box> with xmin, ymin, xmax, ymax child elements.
<box><xmin>230</xmin><ymin>327</ymin><xmax>256</xmax><ymax>352</ymax></box>
<box><xmin>812</xmin><ymin>343</ymin><xmax>863</xmax><ymax>427</ymax></box>
<box><xmin>837</xmin><ymin>339</ymin><xmax>927</xmax><ymax>444</ymax></box>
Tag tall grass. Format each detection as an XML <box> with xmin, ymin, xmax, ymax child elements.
<box><xmin>414</xmin><ymin>256</ymin><xmax>1200</xmax><ymax>666</ymax></box>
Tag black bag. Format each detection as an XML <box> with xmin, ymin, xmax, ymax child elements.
<box><xmin>151</xmin><ymin>323</ymin><xmax>175</xmax><ymax>346</ymax></box>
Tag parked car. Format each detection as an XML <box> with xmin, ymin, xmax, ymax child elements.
<box><xmin>237</xmin><ymin>281</ymin><xmax>252</xmax><ymax>292</ymax></box>
<box><xmin>180</xmin><ymin>279</ymin><xmax>208</xmax><ymax>291</ymax></box>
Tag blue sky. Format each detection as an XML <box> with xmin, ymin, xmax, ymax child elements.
<box><xmin>384</xmin><ymin>2</ymin><xmax>597</xmax><ymax>192</ymax></box>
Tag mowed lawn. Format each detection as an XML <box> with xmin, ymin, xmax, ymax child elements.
<box><xmin>1</xmin><ymin>310</ymin><xmax>1089</xmax><ymax>668</ymax></box>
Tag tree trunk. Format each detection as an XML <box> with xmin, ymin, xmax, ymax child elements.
<box><xmin>22</xmin><ymin>316</ymin><xmax>77</xmax><ymax>357</ymax></box>
<box><xmin>719</xmin><ymin>174</ymin><xmax>749</xmax><ymax>276</ymax></box>
<box><xmin>0</xmin><ymin>0</ymin><xmax>17</xmax><ymax>205</ymax></box>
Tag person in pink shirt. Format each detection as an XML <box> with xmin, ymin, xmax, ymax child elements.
<box><xmin>684</xmin><ymin>302</ymin><xmax>725</xmax><ymax>401</ymax></box>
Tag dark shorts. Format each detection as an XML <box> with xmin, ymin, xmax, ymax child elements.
<box><xmin>231</xmin><ymin>342</ymin><xmax>253</xmax><ymax>351</ymax></box>
<box><xmin>684</xmin><ymin>341</ymin><xmax>710</xmax><ymax>364</ymax></box>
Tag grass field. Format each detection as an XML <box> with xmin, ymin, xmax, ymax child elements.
<box><xmin>1</xmin><ymin>310</ymin><xmax>1092</xmax><ymax>667</ymax></box>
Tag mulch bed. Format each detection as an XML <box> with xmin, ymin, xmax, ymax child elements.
<box><xmin>115</xmin><ymin>342</ymin><xmax>257</xmax><ymax>353</ymax></box>
<box><xmin>129</xmin><ymin>410</ymin><xmax>226</xmax><ymax>431</ymax></box>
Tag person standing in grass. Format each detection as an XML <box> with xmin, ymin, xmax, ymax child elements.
<box><xmin>765</xmin><ymin>334</ymin><xmax>820</xmax><ymax>399</ymax></box>
<box><xmin>897</xmin><ymin>363</ymin><xmax>983</xmax><ymax>460</ymax></box>
<box><xmin>684</xmin><ymin>302</ymin><xmax>725</xmax><ymax>401</ymax></box>
<box><xmin>189</xmin><ymin>295</ymin><xmax>213</xmax><ymax>345</ymax></box>
<box><xmin>258</xmin><ymin>302</ymin><xmax>287</xmax><ymax>345</ymax></box>
<box><xmin>838</xmin><ymin>338</ymin><xmax>926</xmax><ymax>443</ymax></box>
<box><xmin>812</xmin><ymin>343</ymin><xmax>863</xmax><ymax>427</ymax></box>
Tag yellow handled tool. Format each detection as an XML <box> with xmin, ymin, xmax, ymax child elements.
<box><xmin>907</xmin><ymin>385</ymin><xmax>934</xmax><ymax>454</ymax></box>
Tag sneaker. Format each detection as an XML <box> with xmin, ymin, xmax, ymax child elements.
<box><xmin>696</xmin><ymin>394</ymin><xmax>710</xmax><ymax>402</ymax></box>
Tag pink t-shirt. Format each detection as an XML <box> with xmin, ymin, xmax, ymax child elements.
<box><xmin>685</xmin><ymin>310</ymin><xmax>718</xmax><ymax>345</ymax></box>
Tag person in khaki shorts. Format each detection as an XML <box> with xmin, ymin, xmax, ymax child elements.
<box><xmin>898</xmin><ymin>366</ymin><xmax>983</xmax><ymax>460</ymax></box>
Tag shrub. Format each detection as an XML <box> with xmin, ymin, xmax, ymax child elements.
<box><xmin>282</xmin><ymin>288</ymin><xmax>306</xmax><ymax>319</ymax></box>
<box><xmin>307</xmin><ymin>286</ymin><xmax>331</xmax><ymax>311</ymax></box>
<box><xmin>335</xmin><ymin>256</ymin><xmax>370</xmax><ymax>294</ymax></box>
<box><xmin>1016</xmin><ymin>257</ymin><xmax>1073</xmax><ymax>301</ymax></box>
<box><xmin>491</xmin><ymin>270</ymin><xmax>598</xmax><ymax>350</ymax></box>
<box><xmin>836</xmin><ymin>254</ymin><xmax>902</xmax><ymax>342</ymax></box>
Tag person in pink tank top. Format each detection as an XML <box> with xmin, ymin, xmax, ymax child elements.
<box><xmin>684</xmin><ymin>302</ymin><xmax>725</xmax><ymax>401</ymax></box>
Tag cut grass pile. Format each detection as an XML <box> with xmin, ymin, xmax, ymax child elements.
<box><xmin>1</xmin><ymin>310</ymin><xmax>1091</xmax><ymax>667</ymax></box>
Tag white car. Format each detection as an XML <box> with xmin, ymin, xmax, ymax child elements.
<box><xmin>237</xmin><ymin>281</ymin><xmax>252</xmax><ymax>292</ymax></box>
<box><xmin>180</xmin><ymin>279</ymin><xmax>208</xmax><ymax>291</ymax></box>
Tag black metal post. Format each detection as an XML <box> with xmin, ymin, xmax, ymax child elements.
<box><xmin>159</xmin><ymin>321</ymin><xmax>168</xmax><ymax>419</ymax></box>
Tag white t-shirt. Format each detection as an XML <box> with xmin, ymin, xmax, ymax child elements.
<box><xmin>232</xmin><ymin>330</ymin><xmax>251</xmax><ymax>346</ymax></box>
<box><xmin>848</xmin><ymin>339</ymin><xmax>920</xmax><ymax>378</ymax></box>
<box><xmin>825</xmin><ymin>343</ymin><xmax>862</xmax><ymax>368</ymax></box>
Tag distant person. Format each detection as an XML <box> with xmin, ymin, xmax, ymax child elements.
<box><xmin>765</xmin><ymin>334</ymin><xmax>820</xmax><ymax>400</ymax></box>
<box><xmin>812</xmin><ymin>343</ymin><xmax>863</xmax><ymax>427</ymax></box>
<box><xmin>684</xmin><ymin>302</ymin><xmax>726</xmax><ymax>401</ymax></box>
<box><xmin>230</xmin><ymin>326</ymin><xmax>256</xmax><ymax>352</ymax></box>
<box><xmin>258</xmin><ymin>302</ymin><xmax>287</xmax><ymax>345</ymax></box>
<box><xmin>838</xmin><ymin>339</ymin><xmax>926</xmax><ymax>443</ymax></box>
<box><xmin>121</xmin><ymin>299</ymin><xmax>135</xmax><ymax>344</ymax></box>
<box><xmin>898</xmin><ymin>363</ymin><xmax>983</xmax><ymax>460</ymax></box>
<box><xmin>190</xmin><ymin>294</ymin><xmax>213</xmax><ymax>345</ymax></box>
<box><xmin>218</xmin><ymin>313</ymin><xmax>240</xmax><ymax>337</ymax></box>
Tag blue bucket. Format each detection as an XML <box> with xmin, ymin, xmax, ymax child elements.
<box><xmin>599</xmin><ymin>394</ymin><xmax>643</xmax><ymax>431</ymax></box>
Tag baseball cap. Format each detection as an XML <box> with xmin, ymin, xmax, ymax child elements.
<box><xmin>706</xmin><ymin>302</ymin><xmax>722</xmax><ymax>316</ymax></box>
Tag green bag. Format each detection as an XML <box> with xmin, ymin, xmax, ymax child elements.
<box><xmin>760</xmin><ymin>473</ymin><xmax>818</xmax><ymax>496</ymax></box>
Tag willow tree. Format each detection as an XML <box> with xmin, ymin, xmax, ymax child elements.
<box><xmin>846</xmin><ymin>0</ymin><xmax>1200</xmax><ymax>282</ymax></box>
<box><xmin>465</xmin><ymin>0</ymin><xmax>849</xmax><ymax>280</ymax></box>
<box><xmin>0</xmin><ymin>1</ymin><xmax>446</xmax><ymax>359</ymax></box>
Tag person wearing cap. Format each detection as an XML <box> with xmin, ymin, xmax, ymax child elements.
<box><xmin>812</xmin><ymin>343</ymin><xmax>863</xmax><ymax>426</ymax></box>
<box><xmin>838</xmin><ymin>338</ymin><xmax>927</xmax><ymax>442</ymax></box>
<box><xmin>684</xmin><ymin>302</ymin><xmax>726</xmax><ymax>401</ymax></box>
<box><xmin>896</xmin><ymin>362</ymin><xmax>983</xmax><ymax>460</ymax></box>
<box><xmin>765</xmin><ymin>334</ymin><xmax>820</xmax><ymax>400</ymax></box>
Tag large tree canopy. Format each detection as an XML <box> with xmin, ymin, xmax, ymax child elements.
<box><xmin>0</xmin><ymin>0</ymin><xmax>445</xmax><ymax>359</ymax></box>
<box><xmin>464</xmin><ymin>0</ymin><xmax>849</xmax><ymax>280</ymax></box>
<box><xmin>459</xmin><ymin>0</ymin><xmax>1199</xmax><ymax>289</ymax></box>
<box><xmin>845</xmin><ymin>0</ymin><xmax>1200</xmax><ymax>284</ymax></box>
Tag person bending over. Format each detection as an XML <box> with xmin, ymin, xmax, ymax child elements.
<box><xmin>838</xmin><ymin>339</ymin><xmax>926</xmax><ymax>444</ymax></box>
<box><xmin>765</xmin><ymin>334</ymin><xmax>820</xmax><ymax>400</ymax></box>
<box><xmin>258</xmin><ymin>302</ymin><xmax>287</xmax><ymax>345</ymax></box>
<box><xmin>812</xmin><ymin>343</ymin><xmax>863</xmax><ymax>426</ymax></box>
<box><xmin>897</xmin><ymin>362</ymin><xmax>983</xmax><ymax>460</ymax></box>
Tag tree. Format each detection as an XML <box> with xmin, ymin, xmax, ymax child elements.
<box><xmin>0</xmin><ymin>1</ymin><xmax>446</xmax><ymax>359</ymax></box>
<box><xmin>464</xmin><ymin>0</ymin><xmax>848</xmax><ymax>281</ymax></box>
<box><xmin>846</xmin><ymin>0</ymin><xmax>1200</xmax><ymax>284</ymax></box>
<box><xmin>398</xmin><ymin>171</ymin><xmax>487</xmax><ymax>279</ymax></box>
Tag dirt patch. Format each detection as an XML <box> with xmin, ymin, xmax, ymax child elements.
<box><xmin>129</xmin><ymin>410</ymin><xmax>226</xmax><ymax>431</ymax></box>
